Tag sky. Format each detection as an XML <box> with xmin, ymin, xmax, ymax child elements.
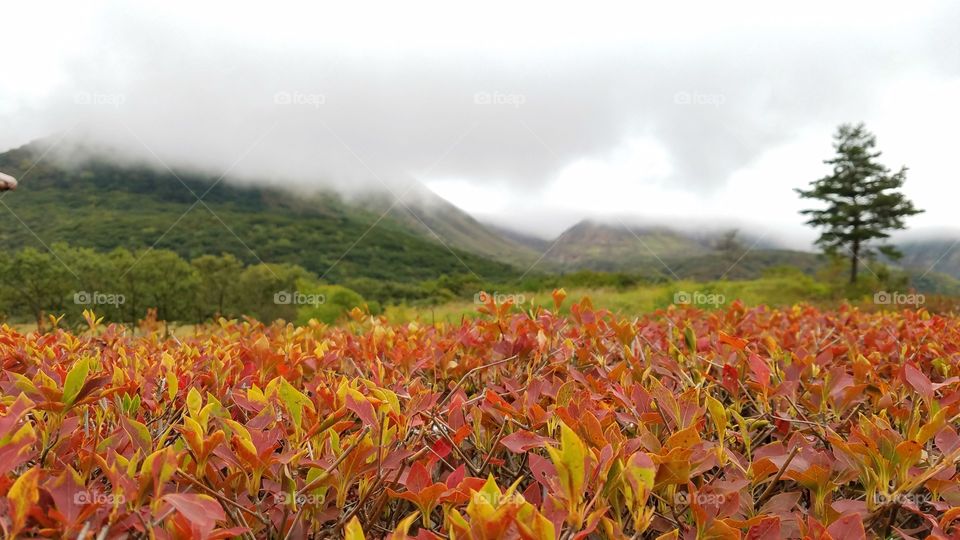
<box><xmin>1</xmin><ymin>1</ymin><xmax>959</xmax><ymax>247</ymax></box>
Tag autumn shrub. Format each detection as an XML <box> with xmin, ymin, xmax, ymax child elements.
<box><xmin>0</xmin><ymin>295</ymin><xmax>958</xmax><ymax>539</ymax></box>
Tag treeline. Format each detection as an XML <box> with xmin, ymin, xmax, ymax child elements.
<box><xmin>0</xmin><ymin>242</ymin><xmax>673</xmax><ymax>328</ymax></box>
<box><xmin>0</xmin><ymin>244</ymin><xmax>368</xmax><ymax>328</ymax></box>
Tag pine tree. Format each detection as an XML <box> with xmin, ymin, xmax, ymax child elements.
<box><xmin>796</xmin><ymin>123</ymin><xmax>922</xmax><ymax>284</ymax></box>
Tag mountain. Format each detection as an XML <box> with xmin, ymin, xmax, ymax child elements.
<box><xmin>530</xmin><ymin>219</ymin><xmax>820</xmax><ymax>279</ymax></box>
<box><xmin>0</xmin><ymin>141</ymin><xmax>521</xmax><ymax>284</ymax></box>
<box><xmin>896</xmin><ymin>237</ymin><xmax>960</xmax><ymax>279</ymax></box>
<box><xmin>483</xmin><ymin>223</ymin><xmax>552</xmax><ymax>253</ymax></box>
<box><xmin>534</xmin><ymin>220</ymin><xmax>960</xmax><ymax>290</ymax></box>
<box><xmin>543</xmin><ymin>220</ymin><xmax>711</xmax><ymax>271</ymax></box>
<box><xmin>352</xmin><ymin>187</ymin><xmax>541</xmax><ymax>267</ymax></box>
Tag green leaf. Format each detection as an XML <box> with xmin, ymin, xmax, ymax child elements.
<box><xmin>62</xmin><ymin>358</ymin><xmax>92</xmax><ymax>407</ymax></box>
<box><xmin>684</xmin><ymin>326</ymin><xmax>697</xmax><ymax>353</ymax></box>
<box><xmin>624</xmin><ymin>452</ymin><xmax>656</xmax><ymax>492</ymax></box>
<box><xmin>278</xmin><ymin>377</ymin><xmax>315</xmax><ymax>429</ymax></box>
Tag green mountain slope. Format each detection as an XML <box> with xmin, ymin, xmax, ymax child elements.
<box><xmin>542</xmin><ymin>220</ymin><xmax>711</xmax><ymax>271</ymax></box>
<box><xmin>354</xmin><ymin>187</ymin><xmax>541</xmax><ymax>267</ymax></box>
<box><xmin>0</xmin><ymin>142</ymin><xmax>520</xmax><ymax>284</ymax></box>
<box><xmin>537</xmin><ymin>220</ymin><xmax>822</xmax><ymax>279</ymax></box>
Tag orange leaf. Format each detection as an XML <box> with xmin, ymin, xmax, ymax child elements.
<box><xmin>719</xmin><ymin>331</ymin><xmax>748</xmax><ymax>351</ymax></box>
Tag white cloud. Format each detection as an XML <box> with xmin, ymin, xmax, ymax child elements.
<box><xmin>1</xmin><ymin>0</ymin><xmax>957</xmax><ymax>244</ymax></box>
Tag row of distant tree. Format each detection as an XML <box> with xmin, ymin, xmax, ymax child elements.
<box><xmin>0</xmin><ymin>244</ymin><xmax>366</xmax><ymax>328</ymax></box>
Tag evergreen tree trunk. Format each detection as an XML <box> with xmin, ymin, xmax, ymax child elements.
<box><xmin>850</xmin><ymin>241</ymin><xmax>860</xmax><ymax>284</ymax></box>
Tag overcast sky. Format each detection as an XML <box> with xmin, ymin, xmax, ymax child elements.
<box><xmin>2</xmin><ymin>1</ymin><xmax>959</xmax><ymax>246</ymax></box>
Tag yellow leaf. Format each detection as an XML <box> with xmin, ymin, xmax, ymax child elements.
<box><xmin>666</xmin><ymin>425</ymin><xmax>701</xmax><ymax>450</ymax></box>
<box><xmin>389</xmin><ymin>512</ymin><xmax>420</xmax><ymax>539</ymax></box>
<box><xmin>706</xmin><ymin>395</ymin><xmax>727</xmax><ymax>438</ymax></box>
<box><xmin>186</xmin><ymin>387</ymin><xmax>202</xmax><ymax>418</ymax></box>
<box><xmin>915</xmin><ymin>408</ymin><xmax>947</xmax><ymax>445</ymax></box>
<box><xmin>345</xmin><ymin>516</ymin><xmax>365</xmax><ymax>540</ymax></box>
<box><xmin>247</xmin><ymin>384</ymin><xmax>267</xmax><ymax>404</ymax></box>
<box><xmin>545</xmin><ymin>422</ymin><xmax>586</xmax><ymax>525</ymax></box>
<box><xmin>165</xmin><ymin>371</ymin><xmax>178</xmax><ymax>402</ymax></box>
<box><xmin>8</xmin><ymin>466</ymin><xmax>39</xmax><ymax>535</ymax></box>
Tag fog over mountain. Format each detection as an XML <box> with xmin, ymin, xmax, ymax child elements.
<box><xmin>2</xmin><ymin>1</ymin><xmax>959</xmax><ymax>246</ymax></box>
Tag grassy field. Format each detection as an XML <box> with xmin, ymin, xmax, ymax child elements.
<box><xmin>12</xmin><ymin>271</ymin><xmax>950</xmax><ymax>335</ymax></box>
<box><xmin>382</xmin><ymin>273</ymin><xmax>835</xmax><ymax>323</ymax></box>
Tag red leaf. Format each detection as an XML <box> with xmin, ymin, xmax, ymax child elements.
<box><xmin>748</xmin><ymin>354</ymin><xmax>771</xmax><ymax>390</ymax></box>
<box><xmin>445</xmin><ymin>464</ymin><xmax>466</xmax><ymax>488</ymax></box>
<box><xmin>162</xmin><ymin>493</ymin><xmax>225</xmax><ymax>537</ymax></box>
<box><xmin>406</xmin><ymin>461</ymin><xmax>432</xmax><ymax>493</ymax></box>
<box><xmin>500</xmin><ymin>430</ymin><xmax>552</xmax><ymax>453</ymax></box>
<box><xmin>345</xmin><ymin>393</ymin><xmax>379</xmax><ymax>429</ymax></box>
<box><xmin>746</xmin><ymin>516</ymin><xmax>781</xmax><ymax>540</ymax></box>
<box><xmin>903</xmin><ymin>364</ymin><xmax>933</xmax><ymax>401</ymax></box>
<box><xmin>935</xmin><ymin>426</ymin><xmax>960</xmax><ymax>454</ymax></box>
<box><xmin>44</xmin><ymin>467</ymin><xmax>85</xmax><ymax>527</ymax></box>
<box><xmin>825</xmin><ymin>513</ymin><xmax>865</xmax><ymax>540</ymax></box>
<box><xmin>721</xmin><ymin>364</ymin><xmax>740</xmax><ymax>397</ymax></box>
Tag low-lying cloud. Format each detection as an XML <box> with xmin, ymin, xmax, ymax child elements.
<box><xmin>2</xmin><ymin>1</ymin><xmax>958</xmax><ymax>242</ymax></box>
